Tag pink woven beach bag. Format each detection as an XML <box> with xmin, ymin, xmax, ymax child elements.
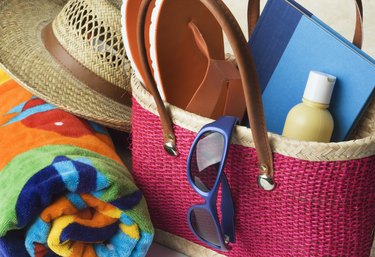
<box><xmin>130</xmin><ymin>0</ymin><xmax>375</xmax><ymax>256</ymax></box>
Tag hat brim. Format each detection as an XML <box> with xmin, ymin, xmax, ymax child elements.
<box><xmin>0</xmin><ymin>0</ymin><xmax>132</xmax><ymax>131</ymax></box>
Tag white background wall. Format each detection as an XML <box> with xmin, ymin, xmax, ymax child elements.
<box><xmin>222</xmin><ymin>0</ymin><xmax>375</xmax><ymax>58</ymax></box>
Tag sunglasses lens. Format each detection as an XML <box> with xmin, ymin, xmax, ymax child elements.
<box><xmin>190</xmin><ymin>208</ymin><xmax>221</xmax><ymax>247</ymax></box>
<box><xmin>189</xmin><ymin>132</ymin><xmax>224</xmax><ymax>192</ymax></box>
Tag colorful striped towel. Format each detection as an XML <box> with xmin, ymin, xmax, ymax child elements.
<box><xmin>0</xmin><ymin>70</ymin><xmax>154</xmax><ymax>257</ymax></box>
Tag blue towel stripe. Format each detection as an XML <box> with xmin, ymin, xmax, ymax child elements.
<box><xmin>120</xmin><ymin>214</ymin><xmax>134</xmax><ymax>226</ymax></box>
<box><xmin>3</xmin><ymin>103</ymin><xmax>56</xmax><ymax>126</ymax></box>
<box><xmin>88</xmin><ymin>121</ymin><xmax>109</xmax><ymax>135</ymax></box>
<box><xmin>60</xmin><ymin>221</ymin><xmax>120</xmax><ymax>244</ymax></box>
<box><xmin>25</xmin><ymin>218</ymin><xmax>50</xmax><ymax>257</ymax></box>
<box><xmin>131</xmin><ymin>232</ymin><xmax>154</xmax><ymax>257</ymax></box>
<box><xmin>75</xmin><ymin>160</ymin><xmax>97</xmax><ymax>193</ymax></box>
<box><xmin>6</xmin><ymin>101</ymin><xmax>26</xmax><ymax>114</ymax></box>
<box><xmin>110</xmin><ymin>191</ymin><xmax>143</xmax><ymax>211</ymax></box>
<box><xmin>94</xmin><ymin>228</ymin><xmax>138</xmax><ymax>257</ymax></box>
<box><xmin>53</xmin><ymin>160</ymin><xmax>79</xmax><ymax>192</ymax></box>
<box><xmin>0</xmin><ymin>230</ymin><xmax>30</xmax><ymax>257</ymax></box>
<box><xmin>10</xmin><ymin>154</ymin><xmax>153</xmax><ymax>257</ymax></box>
<box><xmin>95</xmin><ymin>171</ymin><xmax>110</xmax><ymax>191</ymax></box>
<box><xmin>72</xmin><ymin>158</ymin><xmax>109</xmax><ymax>191</ymax></box>
<box><xmin>16</xmin><ymin>163</ymin><xmax>65</xmax><ymax>227</ymax></box>
<box><xmin>65</xmin><ymin>193</ymin><xmax>87</xmax><ymax>210</ymax></box>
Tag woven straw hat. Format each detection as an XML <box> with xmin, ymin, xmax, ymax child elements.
<box><xmin>0</xmin><ymin>0</ymin><xmax>133</xmax><ymax>131</ymax></box>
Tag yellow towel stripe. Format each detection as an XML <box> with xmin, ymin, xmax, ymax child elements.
<box><xmin>119</xmin><ymin>223</ymin><xmax>140</xmax><ymax>240</ymax></box>
<box><xmin>101</xmin><ymin>208</ymin><xmax>122</xmax><ymax>219</ymax></box>
<box><xmin>47</xmin><ymin>215</ymin><xmax>75</xmax><ymax>257</ymax></box>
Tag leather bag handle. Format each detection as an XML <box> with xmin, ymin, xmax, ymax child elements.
<box><xmin>247</xmin><ymin>0</ymin><xmax>363</xmax><ymax>48</ymax></box>
<box><xmin>137</xmin><ymin>0</ymin><xmax>276</xmax><ymax>190</ymax></box>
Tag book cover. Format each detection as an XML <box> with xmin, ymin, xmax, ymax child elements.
<box><xmin>249</xmin><ymin>0</ymin><xmax>375</xmax><ymax>141</ymax></box>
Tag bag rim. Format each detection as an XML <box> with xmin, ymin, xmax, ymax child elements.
<box><xmin>131</xmin><ymin>74</ymin><xmax>375</xmax><ymax>162</ymax></box>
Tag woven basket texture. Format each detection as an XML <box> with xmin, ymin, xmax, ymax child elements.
<box><xmin>131</xmin><ymin>76</ymin><xmax>375</xmax><ymax>256</ymax></box>
<box><xmin>353</xmin><ymin>98</ymin><xmax>375</xmax><ymax>139</ymax></box>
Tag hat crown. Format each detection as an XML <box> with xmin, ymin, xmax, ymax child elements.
<box><xmin>53</xmin><ymin>0</ymin><xmax>131</xmax><ymax>90</ymax></box>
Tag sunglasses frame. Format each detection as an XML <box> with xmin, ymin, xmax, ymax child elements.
<box><xmin>187</xmin><ymin>115</ymin><xmax>238</xmax><ymax>251</ymax></box>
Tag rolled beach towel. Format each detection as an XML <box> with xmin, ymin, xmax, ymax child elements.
<box><xmin>0</xmin><ymin>70</ymin><xmax>154</xmax><ymax>257</ymax></box>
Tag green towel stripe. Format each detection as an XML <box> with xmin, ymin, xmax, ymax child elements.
<box><xmin>0</xmin><ymin>145</ymin><xmax>153</xmax><ymax>236</ymax></box>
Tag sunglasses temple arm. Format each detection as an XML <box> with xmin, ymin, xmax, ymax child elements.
<box><xmin>220</xmin><ymin>175</ymin><xmax>235</xmax><ymax>243</ymax></box>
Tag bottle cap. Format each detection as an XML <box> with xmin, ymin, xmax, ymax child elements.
<box><xmin>303</xmin><ymin>71</ymin><xmax>336</xmax><ymax>105</ymax></box>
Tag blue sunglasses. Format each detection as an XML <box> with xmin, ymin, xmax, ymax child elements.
<box><xmin>187</xmin><ymin>116</ymin><xmax>238</xmax><ymax>251</ymax></box>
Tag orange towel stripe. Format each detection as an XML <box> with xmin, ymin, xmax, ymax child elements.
<box><xmin>41</xmin><ymin>196</ymin><xmax>78</xmax><ymax>223</ymax></box>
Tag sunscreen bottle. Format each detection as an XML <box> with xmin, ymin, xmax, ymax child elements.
<box><xmin>282</xmin><ymin>71</ymin><xmax>336</xmax><ymax>142</ymax></box>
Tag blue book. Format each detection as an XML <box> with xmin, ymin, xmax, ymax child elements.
<box><xmin>248</xmin><ymin>0</ymin><xmax>375</xmax><ymax>142</ymax></box>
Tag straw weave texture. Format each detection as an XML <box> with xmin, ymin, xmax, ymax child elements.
<box><xmin>0</xmin><ymin>0</ymin><xmax>132</xmax><ymax>131</ymax></box>
<box><xmin>54</xmin><ymin>0</ymin><xmax>132</xmax><ymax>90</ymax></box>
<box><xmin>131</xmin><ymin>75</ymin><xmax>375</xmax><ymax>161</ymax></box>
<box><xmin>131</xmin><ymin>74</ymin><xmax>375</xmax><ymax>256</ymax></box>
<box><xmin>131</xmin><ymin>99</ymin><xmax>375</xmax><ymax>256</ymax></box>
<box><xmin>353</xmin><ymin>98</ymin><xmax>375</xmax><ymax>139</ymax></box>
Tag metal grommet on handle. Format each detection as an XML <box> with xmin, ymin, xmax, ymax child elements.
<box><xmin>164</xmin><ymin>141</ymin><xmax>178</xmax><ymax>156</ymax></box>
<box><xmin>164</xmin><ymin>134</ymin><xmax>178</xmax><ymax>157</ymax></box>
<box><xmin>258</xmin><ymin>164</ymin><xmax>275</xmax><ymax>191</ymax></box>
<box><xmin>257</xmin><ymin>174</ymin><xmax>275</xmax><ymax>191</ymax></box>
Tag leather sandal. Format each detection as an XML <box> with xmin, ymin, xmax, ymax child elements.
<box><xmin>149</xmin><ymin>0</ymin><xmax>246</xmax><ymax>119</ymax></box>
